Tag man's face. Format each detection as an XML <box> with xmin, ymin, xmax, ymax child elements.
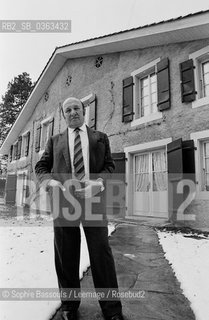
<box><xmin>63</xmin><ymin>98</ymin><xmax>85</xmax><ymax>128</ymax></box>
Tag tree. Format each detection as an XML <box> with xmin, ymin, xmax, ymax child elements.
<box><xmin>0</xmin><ymin>72</ymin><xmax>35</xmax><ymax>176</ymax></box>
<box><xmin>0</xmin><ymin>72</ymin><xmax>35</xmax><ymax>144</ymax></box>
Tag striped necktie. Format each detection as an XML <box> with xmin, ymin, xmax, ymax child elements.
<box><xmin>73</xmin><ymin>128</ymin><xmax>85</xmax><ymax>180</ymax></box>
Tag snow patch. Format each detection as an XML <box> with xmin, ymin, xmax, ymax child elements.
<box><xmin>158</xmin><ymin>231</ymin><xmax>209</xmax><ymax>320</ymax></box>
<box><xmin>0</xmin><ymin>219</ymin><xmax>116</xmax><ymax>320</ymax></box>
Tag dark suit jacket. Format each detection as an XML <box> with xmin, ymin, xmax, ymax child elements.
<box><xmin>35</xmin><ymin>126</ymin><xmax>115</xmax><ymax>224</ymax></box>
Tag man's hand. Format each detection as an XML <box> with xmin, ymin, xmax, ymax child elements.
<box><xmin>75</xmin><ymin>179</ymin><xmax>104</xmax><ymax>198</ymax></box>
<box><xmin>45</xmin><ymin>179</ymin><xmax>66</xmax><ymax>192</ymax></box>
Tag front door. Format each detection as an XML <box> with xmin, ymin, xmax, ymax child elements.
<box><xmin>133</xmin><ymin>149</ymin><xmax>168</xmax><ymax>218</ymax></box>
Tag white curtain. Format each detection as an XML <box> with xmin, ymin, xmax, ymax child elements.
<box><xmin>152</xmin><ymin>151</ymin><xmax>167</xmax><ymax>191</ymax></box>
<box><xmin>135</xmin><ymin>154</ymin><xmax>149</xmax><ymax>192</ymax></box>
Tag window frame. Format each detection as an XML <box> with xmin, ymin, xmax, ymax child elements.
<box><xmin>19</xmin><ymin>130</ymin><xmax>30</xmax><ymax>160</ymax></box>
<box><xmin>39</xmin><ymin>116</ymin><xmax>53</xmax><ymax>155</ymax></box>
<box><xmin>191</xmin><ymin>129</ymin><xmax>209</xmax><ymax>199</ymax></box>
<box><xmin>189</xmin><ymin>45</ymin><xmax>209</xmax><ymax>109</ymax></box>
<box><xmin>201</xmin><ymin>60</ymin><xmax>209</xmax><ymax>99</ymax></box>
<box><xmin>139</xmin><ymin>72</ymin><xmax>158</xmax><ymax>118</ymax></box>
<box><xmin>202</xmin><ymin>140</ymin><xmax>209</xmax><ymax>191</ymax></box>
<box><xmin>131</xmin><ymin>58</ymin><xmax>162</xmax><ymax>127</ymax></box>
<box><xmin>11</xmin><ymin>141</ymin><xmax>18</xmax><ymax>162</ymax></box>
<box><xmin>81</xmin><ymin>93</ymin><xmax>95</xmax><ymax>125</ymax></box>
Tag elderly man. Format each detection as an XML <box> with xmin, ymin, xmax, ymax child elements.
<box><xmin>35</xmin><ymin>97</ymin><xmax>123</xmax><ymax>320</ymax></box>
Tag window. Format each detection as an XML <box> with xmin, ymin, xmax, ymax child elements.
<box><xmin>152</xmin><ymin>150</ymin><xmax>167</xmax><ymax>192</ymax></box>
<box><xmin>35</xmin><ymin>124</ymin><xmax>42</xmax><ymax>153</ymax></box>
<box><xmin>139</xmin><ymin>73</ymin><xmax>157</xmax><ymax>118</ymax></box>
<box><xmin>12</xmin><ymin>142</ymin><xmax>18</xmax><ymax>161</ymax></box>
<box><xmin>189</xmin><ymin>45</ymin><xmax>209</xmax><ymax>108</ymax></box>
<box><xmin>201</xmin><ymin>60</ymin><xmax>209</xmax><ymax>98</ymax></box>
<box><xmin>38</xmin><ymin>117</ymin><xmax>54</xmax><ymax>152</ymax></box>
<box><xmin>201</xmin><ymin>140</ymin><xmax>209</xmax><ymax>191</ymax></box>
<box><xmin>9</xmin><ymin>145</ymin><xmax>13</xmax><ymax>162</ymax></box>
<box><xmin>81</xmin><ymin>93</ymin><xmax>96</xmax><ymax>129</ymax></box>
<box><xmin>191</xmin><ymin>130</ymin><xmax>209</xmax><ymax>198</ymax></box>
<box><xmin>131</xmin><ymin>58</ymin><xmax>163</xmax><ymax>126</ymax></box>
<box><xmin>17</xmin><ymin>136</ymin><xmax>22</xmax><ymax>159</ymax></box>
<box><xmin>41</xmin><ymin>122</ymin><xmax>51</xmax><ymax>150</ymax></box>
<box><xmin>21</xmin><ymin>131</ymin><xmax>30</xmax><ymax>158</ymax></box>
<box><xmin>134</xmin><ymin>150</ymin><xmax>167</xmax><ymax>192</ymax></box>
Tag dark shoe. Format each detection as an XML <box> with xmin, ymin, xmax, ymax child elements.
<box><xmin>62</xmin><ymin>310</ymin><xmax>78</xmax><ymax>320</ymax></box>
<box><xmin>49</xmin><ymin>306</ymin><xmax>63</xmax><ymax>320</ymax></box>
<box><xmin>50</xmin><ymin>306</ymin><xmax>77</xmax><ymax>320</ymax></box>
<box><xmin>106</xmin><ymin>313</ymin><xmax>124</xmax><ymax>320</ymax></box>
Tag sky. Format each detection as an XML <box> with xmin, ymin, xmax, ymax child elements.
<box><xmin>0</xmin><ymin>0</ymin><xmax>209</xmax><ymax>99</ymax></box>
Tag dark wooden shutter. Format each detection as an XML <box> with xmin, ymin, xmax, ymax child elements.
<box><xmin>88</xmin><ymin>97</ymin><xmax>97</xmax><ymax>130</ymax></box>
<box><xmin>17</xmin><ymin>136</ymin><xmax>22</xmax><ymax>159</ymax></box>
<box><xmin>112</xmin><ymin>152</ymin><xmax>126</xmax><ymax>173</ymax></box>
<box><xmin>9</xmin><ymin>145</ymin><xmax>13</xmax><ymax>162</ymax></box>
<box><xmin>122</xmin><ymin>76</ymin><xmax>134</xmax><ymax>122</ymax></box>
<box><xmin>35</xmin><ymin>124</ymin><xmax>42</xmax><ymax>153</ymax></box>
<box><xmin>167</xmin><ymin>139</ymin><xmax>196</xmax><ymax>222</ymax></box>
<box><xmin>182</xmin><ymin>140</ymin><xmax>195</xmax><ymax>175</ymax></box>
<box><xmin>180</xmin><ymin>59</ymin><xmax>196</xmax><ymax>102</ymax></box>
<box><xmin>25</xmin><ymin>131</ymin><xmax>30</xmax><ymax>157</ymax></box>
<box><xmin>157</xmin><ymin>58</ymin><xmax>171</xmax><ymax>111</ymax></box>
<box><xmin>5</xmin><ymin>174</ymin><xmax>17</xmax><ymax>204</ymax></box>
<box><xmin>106</xmin><ymin>152</ymin><xmax>126</xmax><ymax>217</ymax></box>
<box><xmin>48</xmin><ymin>118</ymin><xmax>54</xmax><ymax>137</ymax></box>
<box><xmin>167</xmin><ymin>138</ymin><xmax>184</xmax><ymax>181</ymax></box>
<box><xmin>167</xmin><ymin>139</ymin><xmax>196</xmax><ymax>179</ymax></box>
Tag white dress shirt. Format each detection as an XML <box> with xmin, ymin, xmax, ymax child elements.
<box><xmin>68</xmin><ymin>123</ymin><xmax>89</xmax><ymax>180</ymax></box>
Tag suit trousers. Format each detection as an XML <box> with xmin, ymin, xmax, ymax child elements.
<box><xmin>53</xmin><ymin>222</ymin><xmax>122</xmax><ymax>317</ymax></box>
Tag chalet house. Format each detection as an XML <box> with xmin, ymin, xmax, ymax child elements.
<box><xmin>1</xmin><ymin>10</ymin><xmax>209</xmax><ymax>229</ymax></box>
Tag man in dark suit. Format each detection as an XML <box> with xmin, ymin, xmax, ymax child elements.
<box><xmin>35</xmin><ymin>97</ymin><xmax>124</xmax><ymax>320</ymax></box>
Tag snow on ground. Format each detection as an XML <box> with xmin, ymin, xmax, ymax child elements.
<box><xmin>158</xmin><ymin>230</ymin><xmax>209</xmax><ymax>320</ymax></box>
<box><xmin>0</xmin><ymin>216</ymin><xmax>115</xmax><ymax>320</ymax></box>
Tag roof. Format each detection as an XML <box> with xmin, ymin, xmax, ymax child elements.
<box><xmin>1</xmin><ymin>9</ymin><xmax>209</xmax><ymax>155</ymax></box>
<box><xmin>59</xmin><ymin>9</ymin><xmax>209</xmax><ymax>49</ymax></box>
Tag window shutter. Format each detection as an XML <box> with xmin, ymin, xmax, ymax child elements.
<box><xmin>106</xmin><ymin>152</ymin><xmax>126</xmax><ymax>217</ymax></box>
<box><xmin>167</xmin><ymin>139</ymin><xmax>196</xmax><ymax>222</ymax></box>
<box><xmin>180</xmin><ymin>59</ymin><xmax>196</xmax><ymax>102</ymax></box>
<box><xmin>122</xmin><ymin>76</ymin><xmax>134</xmax><ymax>122</ymax></box>
<box><xmin>112</xmin><ymin>152</ymin><xmax>126</xmax><ymax>173</ymax></box>
<box><xmin>17</xmin><ymin>136</ymin><xmax>22</xmax><ymax>159</ymax></box>
<box><xmin>167</xmin><ymin>139</ymin><xmax>196</xmax><ymax>178</ymax></box>
<box><xmin>35</xmin><ymin>124</ymin><xmax>42</xmax><ymax>153</ymax></box>
<box><xmin>88</xmin><ymin>98</ymin><xmax>97</xmax><ymax>130</ymax></box>
<box><xmin>182</xmin><ymin>140</ymin><xmax>196</xmax><ymax>176</ymax></box>
<box><xmin>25</xmin><ymin>131</ymin><xmax>30</xmax><ymax>157</ymax></box>
<box><xmin>48</xmin><ymin>118</ymin><xmax>54</xmax><ymax>138</ymax></box>
<box><xmin>157</xmin><ymin>58</ymin><xmax>171</xmax><ymax>111</ymax></box>
<box><xmin>9</xmin><ymin>145</ymin><xmax>13</xmax><ymax>162</ymax></box>
<box><xmin>167</xmin><ymin>138</ymin><xmax>184</xmax><ymax>181</ymax></box>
